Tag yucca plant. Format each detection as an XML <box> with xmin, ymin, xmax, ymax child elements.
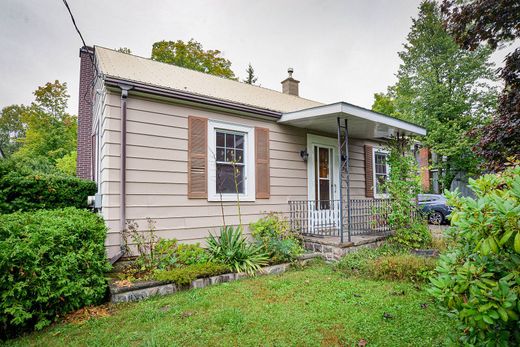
<box><xmin>207</xmin><ymin>226</ymin><xmax>268</xmax><ymax>275</ymax></box>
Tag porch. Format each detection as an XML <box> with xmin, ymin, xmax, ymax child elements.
<box><xmin>278</xmin><ymin>102</ymin><xmax>426</xmax><ymax>246</ymax></box>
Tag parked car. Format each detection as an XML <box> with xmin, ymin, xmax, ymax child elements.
<box><xmin>418</xmin><ymin>194</ymin><xmax>452</xmax><ymax>225</ymax></box>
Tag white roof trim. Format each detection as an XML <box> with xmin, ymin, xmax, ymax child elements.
<box><xmin>279</xmin><ymin>102</ymin><xmax>426</xmax><ymax>136</ymax></box>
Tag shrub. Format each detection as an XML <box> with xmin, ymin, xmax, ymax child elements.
<box><xmin>0</xmin><ymin>208</ymin><xmax>110</xmax><ymax>337</ymax></box>
<box><xmin>367</xmin><ymin>254</ymin><xmax>436</xmax><ymax>283</ymax></box>
<box><xmin>207</xmin><ymin>226</ymin><xmax>268</xmax><ymax>275</ymax></box>
<box><xmin>250</xmin><ymin>213</ymin><xmax>303</xmax><ymax>263</ymax></box>
<box><xmin>428</xmin><ymin>165</ymin><xmax>520</xmax><ymax>346</ymax></box>
<box><xmin>0</xmin><ymin>166</ymin><xmax>96</xmax><ymax>214</ymax></box>
<box><xmin>334</xmin><ymin>245</ymin><xmax>405</xmax><ymax>276</ymax></box>
<box><xmin>154</xmin><ymin>263</ymin><xmax>230</xmax><ymax>286</ymax></box>
<box><xmin>176</xmin><ymin>243</ymin><xmax>210</xmax><ymax>265</ymax></box>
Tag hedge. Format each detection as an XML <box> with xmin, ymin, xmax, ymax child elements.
<box><xmin>0</xmin><ymin>208</ymin><xmax>110</xmax><ymax>337</ymax></box>
<box><xmin>0</xmin><ymin>171</ymin><xmax>97</xmax><ymax>214</ymax></box>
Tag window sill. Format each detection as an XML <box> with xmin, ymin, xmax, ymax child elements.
<box><xmin>208</xmin><ymin>194</ymin><xmax>256</xmax><ymax>202</ymax></box>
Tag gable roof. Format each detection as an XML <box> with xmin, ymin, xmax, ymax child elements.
<box><xmin>95</xmin><ymin>46</ymin><xmax>322</xmax><ymax>113</ymax></box>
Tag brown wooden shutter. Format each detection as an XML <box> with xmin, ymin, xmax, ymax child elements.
<box><xmin>419</xmin><ymin>147</ymin><xmax>430</xmax><ymax>192</ymax></box>
<box><xmin>188</xmin><ymin>116</ymin><xmax>208</xmax><ymax>199</ymax></box>
<box><xmin>255</xmin><ymin>127</ymin><xmax>270</xmax><ymax>199</ymax></box>
<box><xmin>364</xmin><ymin>145</ymin><xmax>374</xmax><ymax>198</ymax></box>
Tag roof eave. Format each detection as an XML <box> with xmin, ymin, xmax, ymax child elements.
<box><xmin>103</xmin><ymin>76</ymin><xmax>283</xmax><ymax>119</ymax></box>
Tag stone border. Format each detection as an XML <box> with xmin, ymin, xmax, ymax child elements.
<box><xmin>303</xmin><ymin>235</ymin><xmax>390</xmax><ymax>261</ymax></box>
<box><xmin>110</xmin><ymin>254</ymin><xmax>322</xmax><ymax>303</ymax></box>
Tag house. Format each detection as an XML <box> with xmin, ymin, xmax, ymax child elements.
<box><xmin>77</xmin><ymin>46</ymin><xmax>427</xmax><ymax>261</ymax></box>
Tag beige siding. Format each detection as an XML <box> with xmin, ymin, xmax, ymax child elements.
<box><xmin>100</xmin><ymin>93</ymin><xmax>384</xmax><ymax>257</ymax></box>
<box><xmin>101</xmin><ymin>93</ymin><xmax>308</xmax><ymax>257</ymax></box>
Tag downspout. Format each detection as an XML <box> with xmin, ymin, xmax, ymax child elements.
<box><xmin>111</xmin><ymin>84</ymin><xmax>132</xmax><ymax>264</ymax></box>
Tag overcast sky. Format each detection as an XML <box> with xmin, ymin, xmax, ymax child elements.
<box><xmin>0</xmin><ymin>0</ymin><xmax>510</xmax><ymax>113</ymax></box>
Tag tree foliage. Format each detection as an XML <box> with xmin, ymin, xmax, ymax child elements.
<box><xmin>243</xmin><ymin>63</ymin><xmax>258</xmax><ymax>84</ymax></box>
<box><xmin>116</xmin><ymin>47</ymin><xmax>132</xmax><ymax>54</ymax></box>
<box><xmin>374</xmin><ymin>1</ymin><xmax>497</xmax><ymax>189</ymax></box>
<box><xmin>0</xmin><ymin>105</ymin><xmax>27</xmax><ymax>157</ymax></box>
<box><xmin>3</xmin><ymin>81</ymin><xmax>77</xmax><ymax>172</ymax></box>
<box><xmin>442</xmin><ymin>0</ymin><xmax>520</xmax><ymax>171</ymax></box>
<box><xmin>151</xmin><ymin>39</ymin><xmax>236</xmax><ymax>79</ymax></box>
<box><xmin>371</xmin><ymin>92</ymin><xmax>397</xmax><ymax>117</ymax></box>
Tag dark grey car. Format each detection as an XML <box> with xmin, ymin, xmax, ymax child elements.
<box><xmin>418</xmin><ymin>194</ymin><xmax>452</xmax><ymax>224</ymax></box>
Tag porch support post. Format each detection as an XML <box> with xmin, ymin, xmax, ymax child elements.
<box><xmin>337</xmin><ymin>117</ymin><xmax>344</xmax><ymax>243</ymax></box>
<box><xmin>344</xmin><ymin>119</ymin><xmax>351</xmax><ymax>243</ymax></box>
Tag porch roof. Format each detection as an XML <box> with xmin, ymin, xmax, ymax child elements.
<box><xmin>278</xmin><ymin>102</ymin><xmax>426</xmax><ymax>139</ymax></box>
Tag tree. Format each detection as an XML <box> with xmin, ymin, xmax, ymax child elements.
<box><xmin>243</xmin><ymin>63</ymin><xmax>258</xmax><ymax>84</ymax></box>
<box><xmin>375</xmin><ymin>1</ymin><xmax>497</xmax><ymax>190</ymax></box>
<box><xmin>0</xmin><ymin>105</ymin><xmax>27</xmax><ymax>157</ymax></box>
<box><xmin>151</xmin><ymin>39</ymin><xmax>236</xmax><ymax>79</ymax></box>
<box><xmin>442</xmin><ymin>0</ymin><xmax>520</xmax><ymax>171</ymax></box>
<box><xmin>371</xmin><ymin>92</ymin><xmax>397</xmax><ymax>117</ymax></box>
<box><xmin>13</xmin><ymin>81</ymin><xmax>77</xmax><ymax>166</ymax></box>
<box><xmin>116</xmin><ymin>47</ymin><xmax>132</xmax><ymax>54</ymax></box>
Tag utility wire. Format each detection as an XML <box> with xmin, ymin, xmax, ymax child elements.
<box><xmin>62</xmin><ymin>0</ymin><xmax>100</xmax><ymax>103</ymax></box>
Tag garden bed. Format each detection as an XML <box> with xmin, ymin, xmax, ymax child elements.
<box><xmin>110</xmin><ymin>253</ymin><xmax>321</xmax><ymax>303</ymax></box>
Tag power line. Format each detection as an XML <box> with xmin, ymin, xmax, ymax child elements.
<box><xmin>61</xmin><ymin>0</ymin><xmax>99</xmax><ymax>102</ymax></box>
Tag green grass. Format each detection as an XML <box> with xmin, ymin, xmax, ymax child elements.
<box><xmin>7</xmin><ymin>261</ymin><xmax>455</xmax><ymax>346</ymax></box>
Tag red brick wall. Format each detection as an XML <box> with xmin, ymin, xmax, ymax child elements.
<box><xmin>419</xmin><ymin>147</ymin><xmax>430</xmax><ymax>192</ymax></box>
<box><xmin>77</xmin><ymin>46</ymin><xmax>94</xmax><ymax>179</ymax></box>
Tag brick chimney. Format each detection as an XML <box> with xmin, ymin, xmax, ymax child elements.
<box><xmin>77</xmin><ymin>46</ymin><xmax>95</xmax><ymax>179</ymax></box>
<box><xmin>281</xmin><ymin>68</ymin><xmax>299</xmax><ymax>96</ymax></box>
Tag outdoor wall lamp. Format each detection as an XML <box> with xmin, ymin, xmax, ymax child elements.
<box><xmin>300</xmin><ymin>149</ymin><xmax>309</xmax><ymax>161</ymax></box>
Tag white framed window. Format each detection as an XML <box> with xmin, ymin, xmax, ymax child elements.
<box><xmin>373</xmin><ymin>148</ymin><xmax>390</xmax><ymax>198</ymax></box>
<box><xmin>208</xmin><ymin>120</ymin><xmax>255</xmax><ymax>202</ymax></box>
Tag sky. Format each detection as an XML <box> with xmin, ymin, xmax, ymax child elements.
<box><xmin>0</xmin><ymin>0</ymin><xmax>511</xmax><ymax>114</ymax></box>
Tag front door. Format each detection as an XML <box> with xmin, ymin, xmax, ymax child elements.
<box><xmin>307</xmin><ymin>134</ymin><xmax>340</xmax><ymax>234</ymax></box>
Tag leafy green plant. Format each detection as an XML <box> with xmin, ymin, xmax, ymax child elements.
<box><xmin>153</xmin><ymin>262</ymin><xmax>230</xmax><ymax>286</ymax></box>
<box><xmin>428</xmin><ymin>165</ymin><xmax>520</xmax><ymax>346</ymax></box>
<box><xmin>207</xmin><ymin>226</ymin><xmax>268</xmax><ymax>275</ymax></box>
<box><xmin>384</xmin><ymin>137</ymin><xmax>431</xmax><ymax>249</ymax></box>
<box><xmin>176</xmin><ymin>243</ymin><xmax>210</xmax><ymax>265</ymax></box>
<box><xmin>250</xmin><ymin>213</ymin><xmax>303</xmax><ymax>263</ymax></box>
<box><xmin>154</xmin><ymin>239</ymin><xmax>179</xmax><ymax>270</ymax></box>
<box><xmin>0</xmin><ymin>208</ymin><xmax>110</xmax><ymax>337</ymax></box>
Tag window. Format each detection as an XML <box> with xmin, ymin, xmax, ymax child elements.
<box><xmin>208</xmin><ymin>120</ymin><xmax>255</xmax><ymax>201</ymax></box>
<box><xmin>373</xmin><ymin>149</ymin><xmax>389</xmax><ymax>197</ymax></box>
<box><xmin>216</xmin><ymin>131</ymin><xmax>245</xmax><ymax>194</ymax></box>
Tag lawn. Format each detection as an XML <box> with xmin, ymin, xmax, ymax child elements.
<box><xmin>8</xmin><ymin>261</ymin><xmax>455</xmax><ymax>346</ymax></box>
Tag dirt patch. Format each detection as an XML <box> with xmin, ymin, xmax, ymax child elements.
<box><xmin>62</xmin><ymin>305</ymin><xmax>112</xmax><ymax>324</ymax></box>
<box><xmin>319</xmin><ymin>323</ymin><xmax>346</xmax><ymax>346</ymax></box>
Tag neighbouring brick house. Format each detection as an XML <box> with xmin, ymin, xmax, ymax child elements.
<box><xmin>77</xmin><ymin>46</ymin><xmax>428</xmax><ymax>261</ymax></box>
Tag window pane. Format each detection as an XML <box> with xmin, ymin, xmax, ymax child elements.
<box><xmin>235</xmin><ymin>149</ymin><xmax>244</xmax><ymax>163</ymax></box>
<box><xmin>216</xmin><ymin>164</ymin><xmax>244</xmax><ymax>194</ymax></box>
<box><xmin>375</xmin><ymin>153</ymin><xmax>387</xmax><ymax>174</ymax></box>
<box><xmin>216</xmin><ymin>147</ymin><xmax>225</xmax><ymax>161</ymax></box>
<box><xmin>216</xmin><ymin>132</ymin><xmax>225</xmax><ymax>147</ymax></box>
<box><xmin>235</xmin><ymin>135</ymin><xmax>244</xmax><ymax>149</ymax></box>
<box><xmin>226</xmin><ymin>133</ymin><xmax>234</xmax><ymax>148</ymax></box>
<box><xmin>376</xmin><ymin>174</ymin><xmax>387</xmax><ymax>194</ymax></box>
<box><xmin>225</xmin><ymin>149</ymin><xmax>235</xmax><ymax>162</ymax></box>
<box><xmin>318</xmin><ymin>147</ymin><xmax>329</xmax><ymax>178</ymax></box>
<box><xmin>319</xmin><ymin>179</ymin><xmax>330</xmax><ymax>209</ymax></box>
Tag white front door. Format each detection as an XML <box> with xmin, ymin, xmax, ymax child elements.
<box><xmin>307</xmin><ymin>135</ymin><xmax>340</xmax><ymax>233</ymax></box>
